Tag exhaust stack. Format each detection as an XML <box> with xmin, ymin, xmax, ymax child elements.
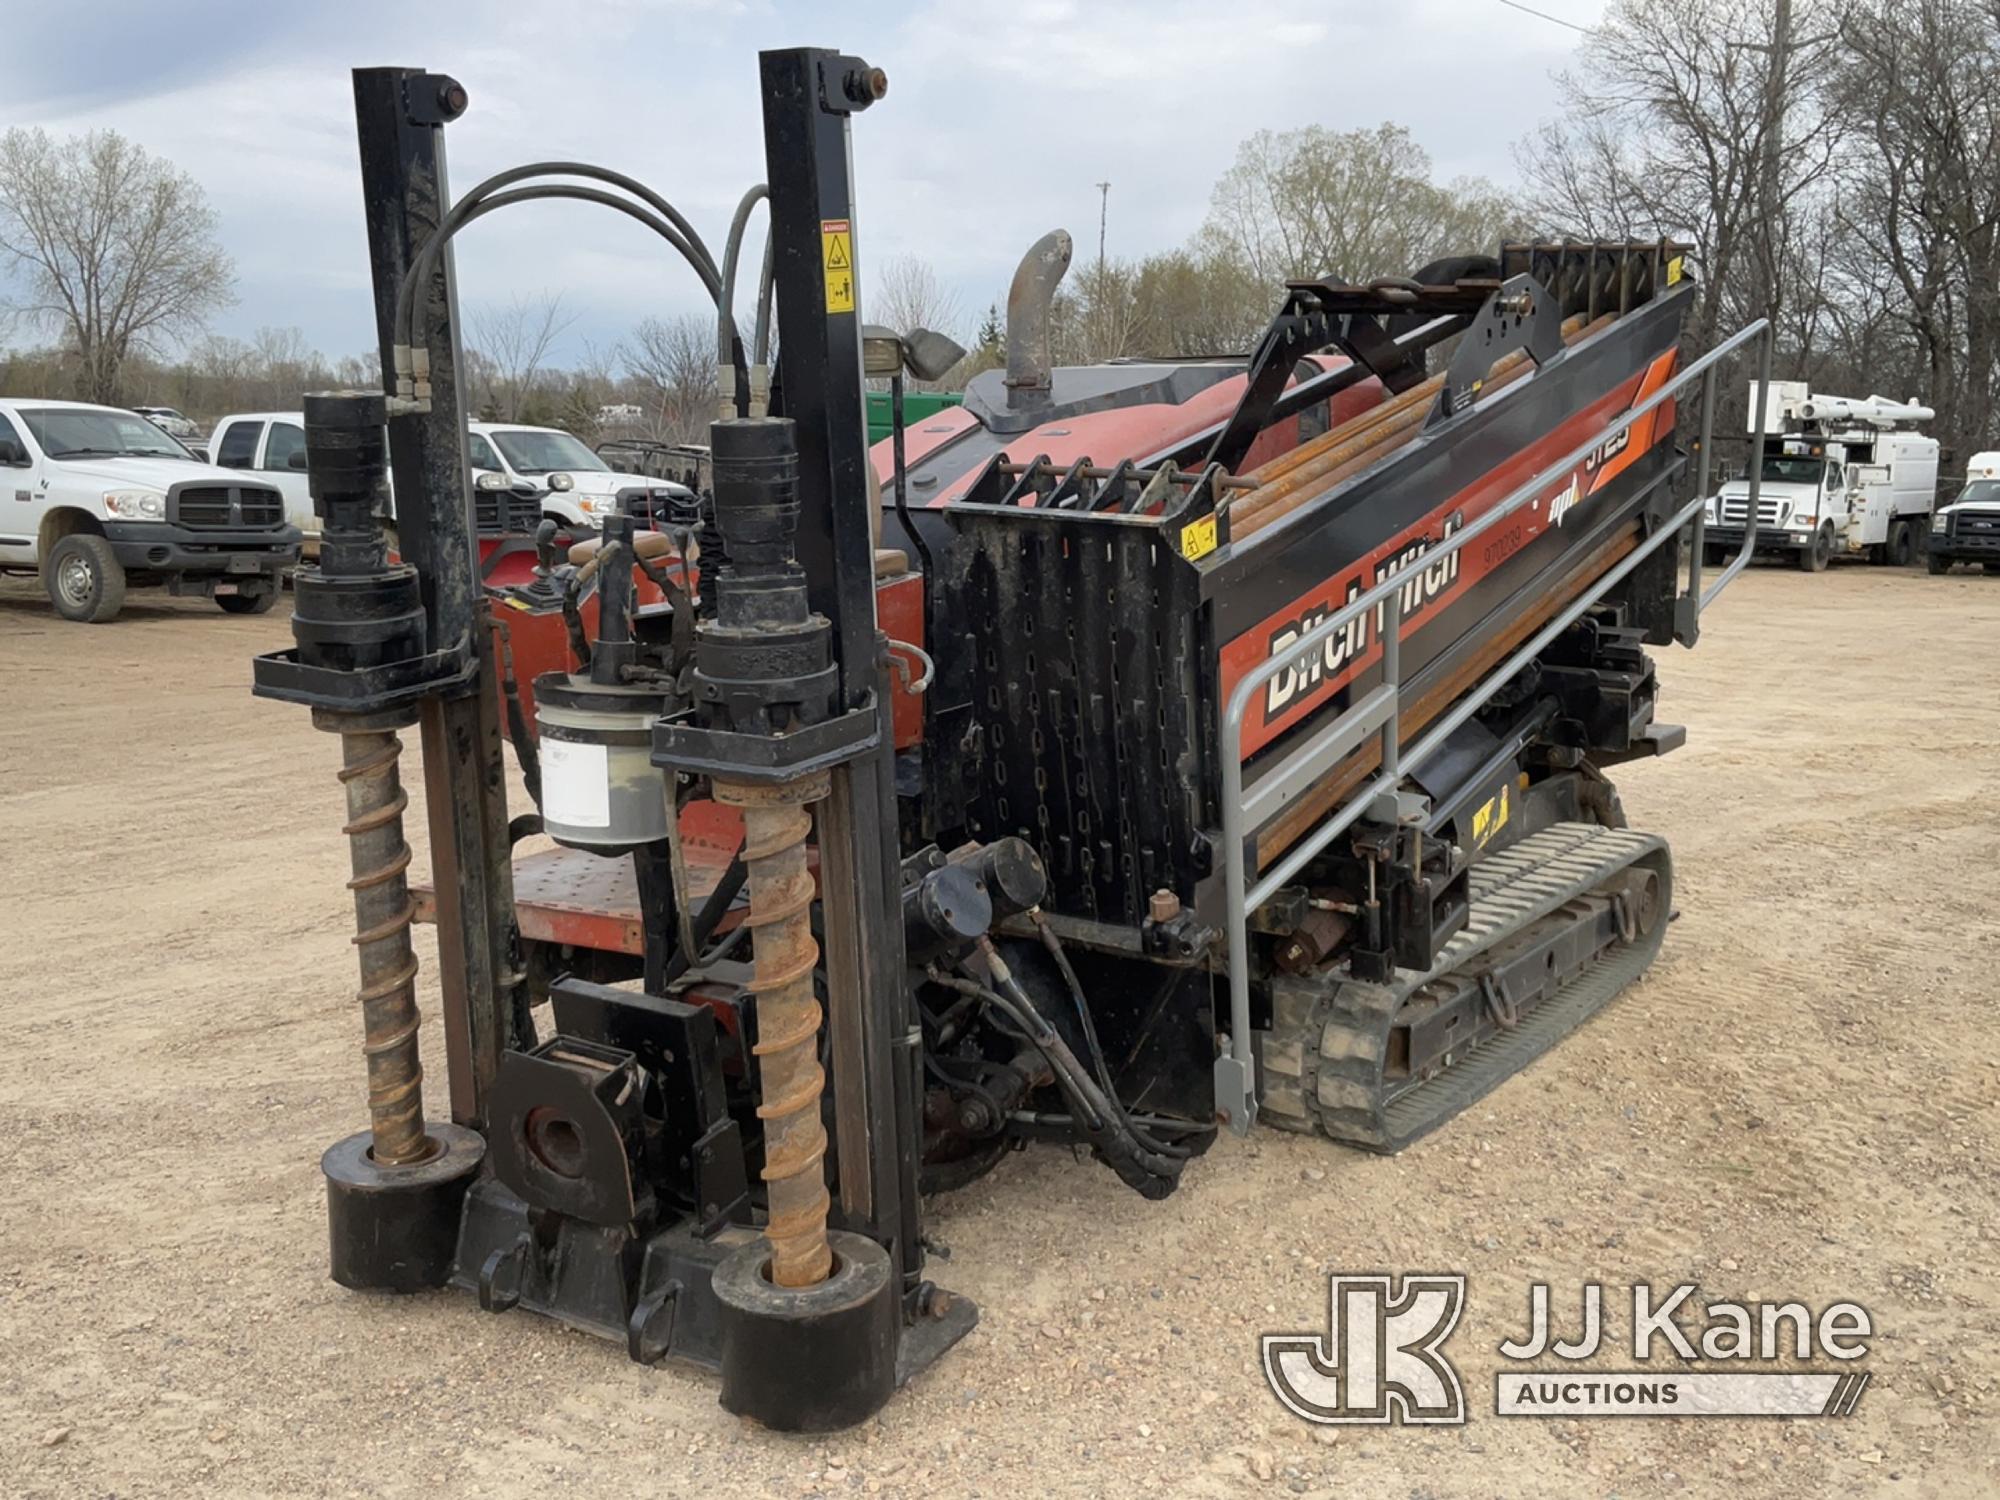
<box><xmin>1003</xmin><ymin>230</ymin><xmax>1072</xmax><ymax>410</ymax></box>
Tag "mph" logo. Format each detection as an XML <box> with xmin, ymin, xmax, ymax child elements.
<box><xmin>1548</xmin><ymin>427</ymin><xmax>1634</xmax><ymax>528</ymax></box>
<box><xmin>1262</xmin><ymin>1273</ymin><xmax>1467</xmax><ymax>1425</ymax></box>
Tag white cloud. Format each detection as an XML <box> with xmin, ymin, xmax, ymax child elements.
<box><xmin>6</xmin><ymin>0</ymin><xmax>1601</xmax><ymax>361</ymax></box>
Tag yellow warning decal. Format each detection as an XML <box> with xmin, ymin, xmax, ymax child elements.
<box><xmin>1180</xmin><ymin>513</ymin><xmax>1219</xmax><ymax>561</ymax></box>
<box><xmin>821</xmin><ymin>218</ymin><xmax>855</xmax><ymax>313</ymax></box>
<box><xmin>1471</xmin><ymin>784</ymin><xmax>1510</xmax><ymax>847</ymax></box>
<box><xmin>1666</xmin><ymin>254</ymin><xmax>1685</xmax><ymax>285</ymax></box>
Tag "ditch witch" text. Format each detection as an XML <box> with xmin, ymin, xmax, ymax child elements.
<box><xmin>1264</xmin><ymin>513</ymin><xmax>1465</xmax><ymax>718</ymax></box>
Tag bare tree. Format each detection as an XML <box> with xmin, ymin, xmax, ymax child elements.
<box><xmin>1200</xmin><ymin>123</ymin><xmax>1520</xmax><ymax>286</ymax></box>
<box><xmin>1050</xmin><ymin>260</ymin><xmax>1151</xmax><ymax>366</ymax></box>
<box><xmin>555</xmin><ymin>339</ymin><xmax>622</xmax><ymax>442</ymax></box>
<box><xmin>1836</xmin><ymin>0</ymin><xmax>2000</xmax><ymax>466</ymax></box>
<box><xmin>1516</xmin><ymin>0</ymin><xmax>1843</xmax><ymax>352</ymax></box>
<box><xmin>1129</xmin><ymin>248</ymin><xmax>1274</xmax><ymax>355</ymax></box>
<box><xmin>468</xmin><ymin>290</ymin><xmax>576</xmax><ymax>421</ymax></box>
<box><xmin>248</xmin><ymin>325</ymin><xmax>319</xmax><ymax>408</ymax></box>
<box><xmin>621</xmin><ymin>312</ymin><xmax>714</xmax><ymax>445</ymax></box>
<box><xmin>332</xmin><ymin>348</ymin><xmax>382</xmax><ymax>390</ymax></box>
<box><xmin>871</xmin><ymin>255</ymin><xmax>964</xmax><ymax>347</ymax></box>
<box><xmin>0</xmin><ymin>128</ymin><xmax>234</xmax><ymax>403</ymax></box>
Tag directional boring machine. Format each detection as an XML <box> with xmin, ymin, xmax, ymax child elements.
<box><xmin>253</xmin><ymin>47</ymin><xmax>1771</xmax><ymax>1431</ymax></box>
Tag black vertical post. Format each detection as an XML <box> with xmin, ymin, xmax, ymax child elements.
<box><xmin>759</xmin><ymin>50</ymin><xmax>883</xmax><ymax>704</ymax></box>
<box><xmin>758</xmin><ymin>48</ymin><xmax>924</xmax><ymax>1295</ymax></box>
<box><xmin>351</xmin><ymin>67</ymin><xmax>521</xmax><ymax>1129</ymax></box>
<box><xmin>352</xmin><ymin>68</ymin><xmax>480</xmax><ymax>652</ymax></box>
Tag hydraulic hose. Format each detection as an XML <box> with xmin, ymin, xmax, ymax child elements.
<box><xmin>1033</xmin><ymin>910</ymin><xmax>1118</xmax><ymax>1098</ymax></box>
<box><xmin>1029</xmin><ymin>912</ymin><xmax>1190</xmax><ymax>1161</ymax></box>
<box><xmin>660</xmin><ymin>854</ymin><xmax>749</xmax><ymax>987</ymax></box>
<box><xmin>716</xmin><ymin>184</ymin><xmax>769</xmax><ymax>359</ymax></box>
<box><xmin>396</xmin><ymin>160</ymin><xmax>722</xmax><ymax>349</ymax></box>
<box><xmin>493</xmin><ymin>617</ymin><xmax>541</xmax><ymax>809</ymax></box>
<box><xmin>716</xmin><ymin>184</ymin><xmax>769</xmax><ymax>418</ymax></box>
<box><xmin>753</xmin><ymin>234</ymin><xmax>777</xmax><ymax>367</ymax></box>
<box><xmin>928</xmin><ymin>958</ymin><xmax>1190</xmax><ymax>1199</ymax></box>
<box><xmin>402</xmin><ymin>186</ymin><xmax>722</xmax><ymax>356</ymax></box>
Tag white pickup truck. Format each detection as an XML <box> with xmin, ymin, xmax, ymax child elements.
<box><xmin>1927</xmin><ymin>450</ymin><xmax>2000</xmax><ymax>575</ymax></box>
<box><xmin>0</xmin><ymin>398</ymin><xmax>300</xmax><ymax>622</ymax></box>
<box><xmin>469</xmin><ymin>421</ymin><xmax>693</xmax><ymax>534</ymax></box>
<box><xmin>206</xmin><ymin>413</ymin><xmax>693</xmax><ymax>546</ymax></box>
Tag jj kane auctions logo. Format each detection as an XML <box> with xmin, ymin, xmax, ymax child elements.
<box><xmin>1264</xmin><ymin>1275</ymin><xmax>1873</xmax><ymax>1424</ymax></box>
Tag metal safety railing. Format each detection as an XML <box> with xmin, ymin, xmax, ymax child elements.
<box><xmin>1213</xmin><ymin>316</ymin><xmax>1774</xmax><ymax>1132</ymax></box>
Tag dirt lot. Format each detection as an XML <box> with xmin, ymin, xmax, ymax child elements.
<box><xmin>2</xmin><ymin>563</ymin><xmax>1996</xmax><ymax>1499</ymax></box>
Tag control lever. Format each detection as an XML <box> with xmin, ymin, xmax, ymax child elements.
<box><xmin>534</xmin><ymin>517</ymin><xmax>562</xmax><ymax>577</ymax></box>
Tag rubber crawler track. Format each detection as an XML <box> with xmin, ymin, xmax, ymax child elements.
<box><xmin>1259</xmin><ymin>822</ymin><xmax>1672</xmax><ymax>1152</ymax></box>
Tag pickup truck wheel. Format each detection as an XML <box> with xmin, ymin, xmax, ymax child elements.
<box><xmin>1798</xmin><ymin>525</ymin><xmax>1833</xmax><ymax>573</ymax></box>
<box><xmin>1927</xmin><ymin>551</ymin><xmax>1951</xmax><ymax>575</ymax></box>
<box><xmin>44</xmin><ymin>534</ymin><xmax>127</xmax><ymax>622</ymax></box>
<box><xmin>217</xmin><ymin>591</ymin><xmax>277</xmax><ymax>615</ymax></box>
<box><xmin>1701</xmin><ymin>543</ymin><xmax>1728</xmax><ymax>568</ymax></box>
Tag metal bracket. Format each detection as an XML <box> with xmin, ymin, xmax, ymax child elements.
<box><xmin>1428</xmin><ymin>274</ymin><xmax>1565</xmax><ymax>429</ymax></box>
<box><xmin>477</xmin><ymin>1234</ymin><xmax>530</xmax><ymax>1312</ymax></box>
<box><xmin>1479</xmin><ymin>971</ymin><xmax>1520</xmax><ymax>1030</ymax></box>
<box><xmin>1214</xmin><ymin>1053</ymin><xmax>1257</xmax><ymax>1137</ymax></box>
<box><xmin>1202</xmin><ymin>294</ymin><xmax>1458</xmax><ymax>475</ymax></box>
<box><xmin>1672</xmin><ymin>590</ymin><xmax>1702</xmax><ymax>647</ymax></box>
<box><xmin>402</xmin><ymin>72</ymin><xmax>468</xmax><ymax>128</ymax></box>
<box><xmin>251</xmin><ymin>638</ymin><xmax>476</xmax><ymax>714</ymax></box>
<box><xmin>817</xmin><ymin>54</ymin><xmax>888</xmax><ymax>116</ymax></box>
<box><xmin>1366</xmin><ymin>789</ymin><xmax>1432</xmax><ymax>826</ymax></box>
<box><xmin>626</xmin><ymin>1279</ymin><xmax>683</xmax><ymax>1366</ymax></box>
<box><xmin>651</xmin><ymin>697</ymin><xmax>880</xmax><ymax>783</ymax></box>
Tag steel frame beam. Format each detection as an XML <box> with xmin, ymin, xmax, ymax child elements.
<box><xmin>758</xmin><ymin>47</ymin><xmax>924</xmax><ymax>1294</ymax></box>
<box><xmin>352</xmin><ymin>67</ymin><xmax>522</xmax><ymax>1129</ymax></box>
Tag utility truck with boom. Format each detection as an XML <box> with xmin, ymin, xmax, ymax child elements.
<box><xmin>1704</xmin><ymin>381</ymin><xmax>1937</xmax><ymax>571</ymax></box>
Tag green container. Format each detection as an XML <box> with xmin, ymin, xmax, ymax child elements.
<box><xmin>867</xmin><ymin>389</ymin><xmax>963</xmax><ymax>446</ymax></box>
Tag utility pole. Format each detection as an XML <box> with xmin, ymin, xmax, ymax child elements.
<box><xmin>1754</xmin><ymin>0</ymin><xmax>1794</xmax><ymax>327</ymax></box>
<box><xmin>1094</xmin><ymin>181</ymin><xmax>1110</xmax><ymax>280</ymax></box>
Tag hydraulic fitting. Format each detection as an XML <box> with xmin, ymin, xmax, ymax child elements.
<box><xmin>252</xmin><ymin>390</ymin><xmax>475</xmax><ymax>712</ymax></box>
<box><xmin>290</xmin><ymin>393</ymin><xmax>426</xmax><ymax>674</ymax></box>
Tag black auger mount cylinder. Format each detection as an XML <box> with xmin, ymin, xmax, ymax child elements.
<box><xmin>656</xmin><ymin>413</ymin><xmax>899</xmax><ymax>1431</ymax></box>
<box><xmin>255</xmin><ymin>390</ymin><xmax>484</xmax><ymax>1292</ymax></box>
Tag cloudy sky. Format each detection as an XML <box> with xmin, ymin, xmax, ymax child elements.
<box><xmin>7</xmin><ymin>0</ymin><xmax>1602</xmax><ymax>365</ymax></box>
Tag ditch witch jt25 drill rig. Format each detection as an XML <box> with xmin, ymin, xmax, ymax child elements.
<box><xmin>252</xmin><ymin>49</ymin><xmax>1772</xmax><ymax>1431</ymax></box>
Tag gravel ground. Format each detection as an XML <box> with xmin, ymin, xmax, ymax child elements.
<box><xmin>1</xmin><ymin>562</ymin><xmax>1996</xmax><ymax>1499</ymax></box>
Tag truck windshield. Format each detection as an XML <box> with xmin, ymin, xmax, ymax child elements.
<box><xmin>1759</xmin><ymin>456</ymin><xmax>1824</xmax><ymax>486</ymax></box>
<box><xmin>1955</xmin><ymin>479</ymin><xmax>2000</xmax><ymax>505</ymax></box>
<box><xmin>18</xmin><ymin>407</ymin><xmax>194</xmax><ymax>461</ymax></box>
<box><xmin>490</xmin><ymin>429</ymin><xmax>608</xmax><ymax>474</ymax></box>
